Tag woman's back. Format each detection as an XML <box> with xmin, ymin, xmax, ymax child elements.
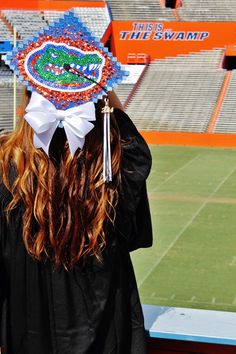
<box><xmin>0</xmin><ymin>109</ymin><xmax>152</xmax><ymax>354</ymax></box>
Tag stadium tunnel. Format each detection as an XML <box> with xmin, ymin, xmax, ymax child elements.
<box><xmin>222</xmin><ymin>46</ymin><xmax>236</xmax><ymax>70</ymax></box>
<box><xmin>165</xmin><ymin>0</ymin><xmax>182</xmax><ymax>8</ymax></box>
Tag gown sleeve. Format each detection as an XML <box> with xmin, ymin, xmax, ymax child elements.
<box><xmin>114</xmin><ymin>109</ymin><xmax>153</xmax><ymax>252</ymax></box>
<box><xmin>0</xmin><ymin>188</ymin><xmax>8</xmax><ymax>348</ymax></box>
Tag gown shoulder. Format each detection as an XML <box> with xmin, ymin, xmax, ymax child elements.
<box><xmin>114</xmin><ymin>109</ymin><xmax>153</xmax><ymax>251</ymax></box>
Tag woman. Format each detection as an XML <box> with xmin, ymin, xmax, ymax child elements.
<box><xmin>0</xmin><ymin>89</ymin><xmax>152</xmax><ymax>353</ymax></box>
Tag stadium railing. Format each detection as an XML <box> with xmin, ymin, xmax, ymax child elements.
<box><xmin>144</xmin><ymin>304</ymin><xmax>236</xmax><ymax>354</ymax></box>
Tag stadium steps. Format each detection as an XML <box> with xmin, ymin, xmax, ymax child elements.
<box><xmin>213</xmin><ymin>71</ymin><xmax>236</xmax><ymax>133</ymax></box>
<box><xmin>172</xmin><ymin>8</ymin><xmax>180</xmax><ymax>21</ymax></box>
<box><xmin>0</xmin><ymin>16</ymin><xmax>14</xmax><ymax>41</ymax></box>
<box><xmin>0</xmin><ymin>71</ymin><xmax>22</xmax><ymax>131</ymax></box>
<box><xmin>114</xmin><ymin>84</ymin><xmax>135</xmax><ymax>106</ymax></box>
<box><xmin>2</xmin><ymin>10</ymin><xmax>48</xmax><ymax>40</ymax></box>
<box><xmin>1</xmin><ymin>7</ymin><xmax>110</xmax><ymax>41</ymax></box>
<box><xmin>44</xmin><ymin>7</ymin><xmax>110</xmax><ymax>39</ymax></box>
<box><xmin>125</xmin><ymin>49</ymin><xmax>226</xmax><ymax>132</ymax></box>
<box><xmin>178</xmin><ymin>0</ymin><xmax>236</xmax><ymax>21</ymax></box>
<box><xmin>207</xmin><ymin>71</ymin><xmax>232</xmax><ymax>133</ymax></box>
<box><xmin>107</xmin><ymin>0</ymin><xmax>175</xmax><ymax>20</ymax></box>
<box><xmin>114</xmin><ymin>64</ymin><xmax>145</xmax><ymax>106</ymax></box>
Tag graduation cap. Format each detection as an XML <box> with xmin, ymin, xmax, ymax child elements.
<box><xmin>5</xmin><ymin>10</ymin><xmax>128</xmax><ymax>181</ymax></box>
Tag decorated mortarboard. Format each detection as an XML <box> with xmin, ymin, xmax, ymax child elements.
<box><xmin>5</xmin><ymin>10</ymin><xmax>127</xmax><ymax>182</ymax></box>
<box><xmin>5</xmin><ymin>10</ymin><xmax>127</xmax><ymax>110</ymax></box>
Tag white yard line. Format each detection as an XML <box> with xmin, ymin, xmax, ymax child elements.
<box><xmin>141</xmin><ymin>295</ymin><xmax>236</xmax><ymax>308</ymax></box>
<box><xmin>151</xmin><ymin>154</ymin><xmax>201</xmax><ymax>192</ymax></box>
<box><xmin>139</xmin><ymin>164</ymin><xmax>236</xmax><ymax>288</ymax></box>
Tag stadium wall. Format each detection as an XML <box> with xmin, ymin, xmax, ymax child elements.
<box><xmin>141</xmin><ymin>131</ymin><xmax>236</xmax><ymax>148</ymax></box>
<box><xmin>0</xmin><ymin>1</ymin><xmax>105</xmax><ymax>10</ymax></box>
<box><xmin>111</xmin><ymin>22</ymin><xmax>236</xmax><ymax>63</ymax></box>
<box><xmin>1</xmin><ymin>4</ymin><xmax>236</xmax><ymax>147</ymax></box>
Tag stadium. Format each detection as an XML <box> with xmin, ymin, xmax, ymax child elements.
<box><xmin>1</xmin><ymin>0</ymin><xmax>236</xmax><ymax>353</ymax></box>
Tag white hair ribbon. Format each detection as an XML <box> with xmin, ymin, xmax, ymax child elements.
<box><xmin>24</xmin><ymin>92</ymin><xmax>96</xmax><ymax>156</ymax></box>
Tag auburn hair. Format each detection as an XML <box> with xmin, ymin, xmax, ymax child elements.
<box><xmin>0</xmin><ymin>90</ymin><xmax>121</xmax><ymax>269</ymax></box>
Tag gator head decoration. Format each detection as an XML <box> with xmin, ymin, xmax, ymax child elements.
<box><xmin>25</xmin><ymin>42</ymin><xmax>105</xmax><ymax>92</ymax></box>
<box><xmin>6</xmin><ymin>11</ymin><xmax>127</xmax><ymax>109</ymax></box>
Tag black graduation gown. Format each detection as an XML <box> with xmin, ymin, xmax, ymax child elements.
<box><xmin>0</xmin><ymin>109</ymin><xmax>152</xmax><ymax>354</ymax></box>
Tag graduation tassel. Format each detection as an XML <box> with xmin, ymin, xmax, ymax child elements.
<box><xmin>62</xmin><ymin>65</ymin><xmax>115</xmax><ymax>183</ymax></box>
<box><xmin>63</xmin><ymin>64</ymin><xmax>114</xmax><ymax>182</ymax></box>
<box><xmin>102</xmin><ymin>97</ymin><xmax>113</xmax><ymax>183</ymax></box>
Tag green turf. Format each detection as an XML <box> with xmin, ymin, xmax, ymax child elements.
<box><xmin>131</xmin><ymin>145</ymin><xmax>236</xmax><ymax>312</ymax></box>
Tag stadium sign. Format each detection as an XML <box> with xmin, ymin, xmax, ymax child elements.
<box><xmin>120</xmin><ymin>23</ymin><xmax>209</xmax><ymax>42</ymax></box>
<box><xmin>111</xmin><ymin>22</ymin><xmax>236</xmax><ymax>63</ymax></box>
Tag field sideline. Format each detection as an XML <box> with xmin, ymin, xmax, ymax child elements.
<box><xmin>131</xmin><ymin>145</ymin><xmax>236</xmax><ymax>312</ymax></box>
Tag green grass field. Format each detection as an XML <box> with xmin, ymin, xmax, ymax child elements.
<box><xmin>131</xmin><ymin>145</ymin><xmax>236</xmax><ymax>312</ymax></box>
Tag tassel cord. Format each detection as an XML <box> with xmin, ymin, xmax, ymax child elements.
<box><xmin>102</xmin><ymin>98</ymin><xmax>112</xmax><ymax>183</ymax></box>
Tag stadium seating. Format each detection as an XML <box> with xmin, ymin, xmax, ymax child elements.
<box><xmin>115</xmin><ymin>64</ymin><xmax>145</xmax><ymax>106</ymax></box>
<box><xmin>73</xmin><ymin>7</ymin><xmax>110</xmax><ymax>38</ymax></box>
<box><xmin>178</xmin><ymin>0</ymin><xmax>236</xmax><ymax>21</ymax></box>
<box><xmin>107</xmin><ymin>0</ymin><xmax>175</xmax><ymax>20</ymax></box>
<box><xmin>213</xmin><ymin>71</ymin><xmax>236</xmax><ymax>133</ymax></box>
<box><xmin>0</xmin><ymin>18</ymin><xmax>13</xmax><ymax>41</ymax></box>
<box><xmin>125</xmin><ymin>49</ymin><xmax>226</xmax><ymax>132</ymax></box>
<box><xmin>0</xmin><ymin>64</ymin><xmax>13</xmax><ymax>77</ymax></box>
<box><xmin>2</xmin><ymin>10</ymin><xmax>47</xmax><ymax>40</ymax></box>
<box><xmin>0</xmin><ymin>73</ymin><xmax>22</xmax><ymax>131</ymax></box>
<box><xmin>2</xmin><ymin>7</ymin><xmax>110</xmax><ymax>41</ymax></box>
<box><xmin>2</xmin><ymin>5</ymin><xmax>236</xmax><ymax>134</ymax></box>
<box><xmin>42</xmin><ymin>10</ymin><xmax>63</xmax><ymax>23</ymax></box>
<box><xmin>114</xmin><ymin>84</ymin><xmax>134</xmax><ymax>106</ymax></box>
<box><xmin>44</xmin><ymin>7</ymin><xmax>110</xmax><ymax>39</ymax></box>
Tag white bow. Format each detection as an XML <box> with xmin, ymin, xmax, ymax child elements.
<box><xmin>24</xmin><ymin>92</ymin><xmax>96</xmax><ymax>156</ymax></box>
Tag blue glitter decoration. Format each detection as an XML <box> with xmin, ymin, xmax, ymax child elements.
<box><xmin>5</xmin><ymin>10</ymin><xmax>128</xmax><ymax>110</ymax></box>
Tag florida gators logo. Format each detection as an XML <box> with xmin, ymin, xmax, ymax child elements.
<box><xmin>6</xmin><ymin>11</ymin><xmax>127</xmax><ymax>109</ymax></box>
<box><xmin>25</xmin><ymin>42</ymin><xmax>105</xmax><ymax>92</ymax></box>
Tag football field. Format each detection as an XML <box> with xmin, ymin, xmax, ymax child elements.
<box><xmin>131</xmin><ymin>145</ymin><xmax>236</xmax><ymax>312</ymax></box>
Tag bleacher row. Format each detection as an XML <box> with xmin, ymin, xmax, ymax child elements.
<box><xmin>0</xmin><ymin>18</ymin><xmax>13</xmax><ymax>40</ymax></box>
<box><xmin>214</xmin><ymin>71</ymin><xmax>236</xmax><ymax>133</ymax></box>
<box><xmin>114</xmin><ymin>64</ymin><xmax>145</xmax><ymax>106</ymax></box>
<box><xmin>1</xmin><ymin>0</ymin><xmax>236</xmax><ymax>43</ymax></box>
<box><xmin>179</xmin><ymin>0</ymin><xmax>236</xmax><ymax>21</ymax></box>
<box><xmin>108</xmin><ymin>0</ymin><xmax>236</xmax><ymax>21</ymax></box>
<box><xmin>124</xmin><ymin>50</ymin><xmax>228</xmax><ymax>132</ymax></box>
<box><xmin>107</xmin><ymin>0</ymin><xmax>175</xmax><ymax>21</ymax></box>
<box><xmin>0</xmin><ymin>71</ymin><xmax>22</xmax><ymax>131</ymax></box>
<box><xmin>1</xmin><ymin>3</ymin><xmax>236</xmax><ymax>133</ymax></box>
<box><xmin>0</xmin><ymin>7</ymin><xmax>110</xmax><ymax>41</ymax></box>
<box><xmin>2</xmin><ymin>11</ymin><xmax>48</xmax><ymax>40</ymax></box>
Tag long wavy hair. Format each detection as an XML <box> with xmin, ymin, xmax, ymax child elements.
<box><xmin>0</xmin><ymin>90</ymin><xmax>121</xmax><ymax>269</ymax></box>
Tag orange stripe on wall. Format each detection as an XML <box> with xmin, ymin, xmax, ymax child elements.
<box><xmin>207</xmin><ymin>71</ymin><xmax>232</xmax><ymax>133</ymax></box>
<box><xmin>101</xmin><ymin>22</ymin><xmax>112</xmax><ymax>45</ymax></box>
<box><xmin>0</xmin><ymin>1</ymin><xmax>105</xmax><ymax>10</ymax></box>
<box><xmin>140</xmin><ymin>131</ymin><xmax>236</xmax><ymax>148</ymax></box>
<box><xmin>0</xmin><ymin>0</ymin><xmax>38</xmax><ymax>10</ymax></box>
<box><xmin>38</xmin><ymin>1</ymin><xmax>105</xmax><ymax>10</ymax></box>
<box><xmin>173</xmin><ymin>9</ymin><xmax>180</xmax><ymax>21</ymax></box>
